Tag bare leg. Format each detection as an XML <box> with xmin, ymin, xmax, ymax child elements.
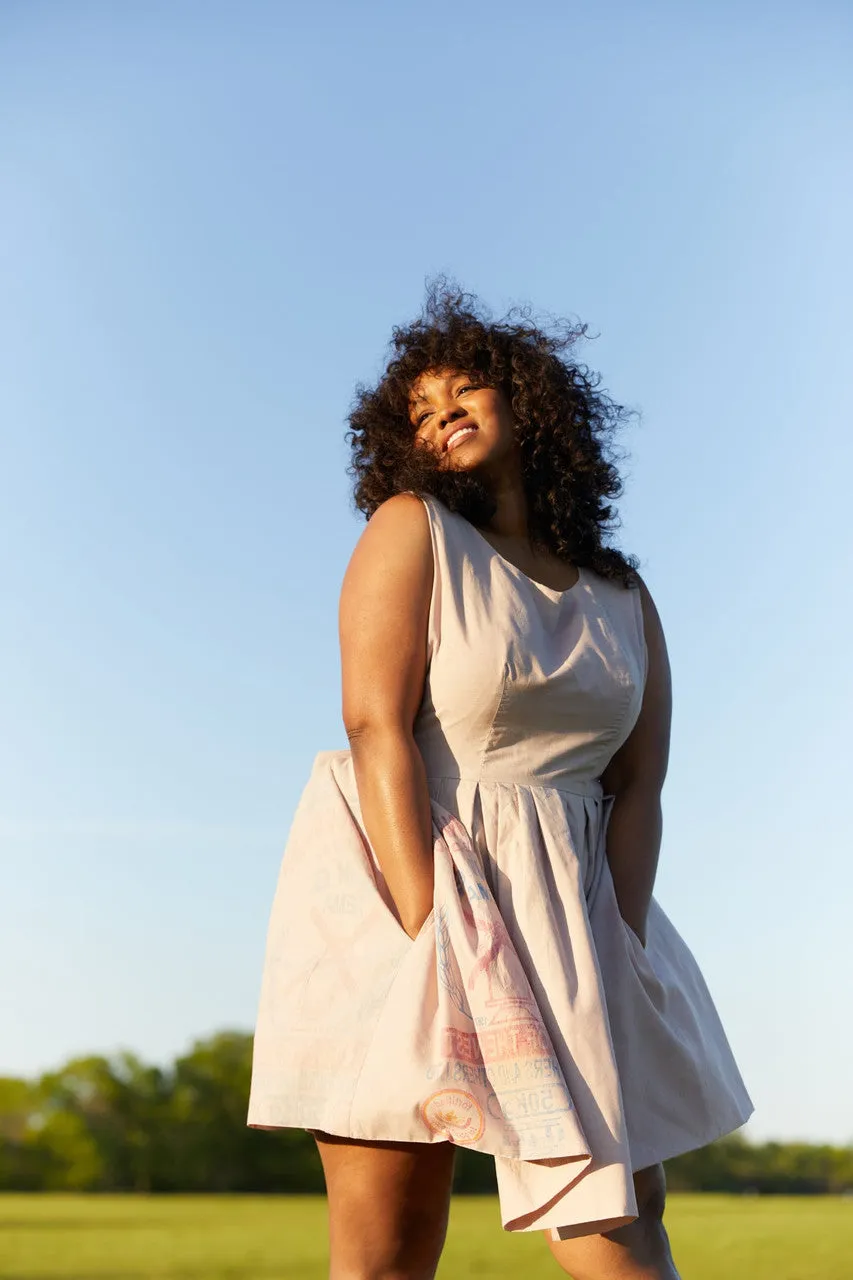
<box><xmin>545</xmin><ymin>1164</ymin><xmax>680</xmax><ymax>1279</ymax></box>
<box><xmin>312</xmin><ymin>1129</ymin><xmax>457</xmax><ymax>1280</ymax></box>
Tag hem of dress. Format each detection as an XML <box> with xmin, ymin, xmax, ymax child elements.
<box><xmin>248</xmin><ymin>1100</ymin><xmax>755</xmax><ymax>1162</ymax></box>
<box><xmin>627</xmin><ymin>1100</ymin><xmax>755</xmax><ymax>1175</ymax></box>
<box><xmin>247</xmin><ymin>1119</ymin><xmax>454</xmax><ymax>1145</ymax></box>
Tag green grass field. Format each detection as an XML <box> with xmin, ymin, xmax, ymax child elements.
<box><xmin>0</xmin><ymin>1193</ymin><xmax>850</xmax><ymax>1279</ymax></box>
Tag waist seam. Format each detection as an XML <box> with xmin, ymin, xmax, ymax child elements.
<box><xmin>425</xmin><ymin>773</ymin><xmax>604</xmax><ymax>800</ymax></box>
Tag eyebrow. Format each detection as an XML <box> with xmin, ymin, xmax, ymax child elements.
<box><xmin>410</xmin><ymin>374</ymin><xmax>474</xmax><ymax>409</ymax></box>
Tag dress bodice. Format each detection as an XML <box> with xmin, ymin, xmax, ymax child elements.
<box><xmin>413</xmin><ymin>496</ymin><xmax>648</xmax><ymax>791</ymax></box>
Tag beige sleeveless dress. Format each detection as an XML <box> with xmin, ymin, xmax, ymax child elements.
<box><xmin>247</xmin><ymin>494</ymin><xmax>753</xmax><ymax>1239</ymax></box>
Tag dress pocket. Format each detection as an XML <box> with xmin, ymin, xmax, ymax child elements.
<box><xmin>621</xmin><ymin>918</ymin><xmax>646</xmax><ymax>951</ymax></box>
<box><xmin>382</xmin><ymin>900</ymin><xmax>436</xmax><ymax>946</ymax></box>
<box><xmin>409</xmin><ymin>906</ymin><xmax>436</xmax><ymax>945</ymax></box>
<box><xmin>619</xmin><ymin>913</ymin><xmax>669</xmax><ymax>1011</ymax></box>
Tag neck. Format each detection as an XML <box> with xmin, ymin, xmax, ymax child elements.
<box><xmin>482</xmin><ymin>456</ymin><xmax>529</xmax><ymax>541</ymax></box>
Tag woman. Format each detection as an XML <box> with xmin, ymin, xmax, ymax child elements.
<box><xmin>247</xmin><ymin>284</ymin><xmax>753</xmax><ymax>1279</ymax></box>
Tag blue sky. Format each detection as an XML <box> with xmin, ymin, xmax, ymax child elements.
<box><xmin>1</xmin><ymin>1</ymin><xmax>851</xmax><ymax>1144</ymax></box>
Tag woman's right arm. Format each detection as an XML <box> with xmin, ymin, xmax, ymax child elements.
<box><xmin>338</xmin><ymin>493</ymin><xmax>436</xmax><ymax>940</ymax></box>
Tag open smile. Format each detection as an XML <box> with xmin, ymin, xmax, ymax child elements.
<box><xmin>444</xmin><ymin>425</ymin><xmax>478</xmax><ymax>452</ymax></box>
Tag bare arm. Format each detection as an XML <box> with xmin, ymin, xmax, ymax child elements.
<box><xmin>599</xmin><ymin>576</ymin><xmax>672</xmax><ymax>947</ymax></box>
<box><xmin>338</xmin><ymin>493</ymin><xmax>435</xmax><ymax>940</ymax></box>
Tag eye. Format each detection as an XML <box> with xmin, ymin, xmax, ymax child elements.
<box><xmin>414</xmin><ymin>383</ymin><xmax>477</xmax><ymax>426</ymax></box>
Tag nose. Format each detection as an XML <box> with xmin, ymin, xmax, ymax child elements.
<box><xmin>437</xmin><ymin>401</ymin><xmax>467</xmax><ymax>429</ymax></box>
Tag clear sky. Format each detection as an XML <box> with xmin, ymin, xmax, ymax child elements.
<box><xmin>1</xmin><ymin>1</ymin><xmax>851</xmax><ymax>1145</ymax></box>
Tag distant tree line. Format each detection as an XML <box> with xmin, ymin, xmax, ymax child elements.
<box><xmin>1</xmin><ymin>1032</ymin><xmax>850</xmax><ymax>1195</ymax></box>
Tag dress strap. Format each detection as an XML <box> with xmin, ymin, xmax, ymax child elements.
<box><xmin>415</xmin><ymin>494</ymin><xmax>445</xmax><ymax>664</ymax></box>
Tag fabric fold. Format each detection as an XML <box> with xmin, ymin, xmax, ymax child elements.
<box><xmin>248</xmin><ymin>753</ymin><xmax>637</xmax><ymax>1233</ymax></box>
<box><xmin>247</xmin><ymin>748</ymin><xmax>750</xmax><ymax>1236</ymax></box>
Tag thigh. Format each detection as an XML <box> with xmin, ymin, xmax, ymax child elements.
<box><xmin>312</xmin><ymin>1129</ymin><xmax>457</xmax><ymax>1280</ymax></box>
<box><xmin>544</xmin><ymin>1164</ymin><xmax>678</xmax><ymax>1280</ymax></box>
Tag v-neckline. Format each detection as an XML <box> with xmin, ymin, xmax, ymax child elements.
<box><xmin>462</xmin><ymin>515</ymin><xmax>584</xmax><ymax>600</ymax></box>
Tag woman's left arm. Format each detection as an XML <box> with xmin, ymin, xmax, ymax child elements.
<box><xmin>599</xmin><ymin>575</ymin><xmax>672</xmax><ymax>948</ymax></box>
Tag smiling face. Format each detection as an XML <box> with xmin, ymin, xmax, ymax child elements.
<box><xmin>408</xmin><ymin>368</ymin><xmax>520</xmax><ymax>475</ymax></box>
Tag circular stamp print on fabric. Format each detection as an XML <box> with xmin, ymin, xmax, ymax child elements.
<box><xmin>421</xmin><ymin>1089</ymin><xmax>485</xmax><ymax>1144</ymax></box>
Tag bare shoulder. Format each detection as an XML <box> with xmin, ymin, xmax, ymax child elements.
<box><xmin>601</xmin><ymin>568</ymin><xmax>673</xmax><ymax>792</ymax></box>
<box><xmin>632</xmin><ymin>570</ymin><xmax>665</xmax><ymax>641</ymax></box>
<box><xmin>360</xmin><ymin>492</ymin><xmax>430</xmax><ymax>551</ymax></box>
<box><xmin>631</xmin><ymin>571</ymin><xmax>671</xmax><ymax>701</ymax></box>
<box><xmin>340</xmin><ymin>492</ymin><xmax>432</xmax><ymax>611</ymax></box>
<box><xmin>339</xmin><ymin>494</ymin><xmax>434</xmax><ymax>729</ymax></box>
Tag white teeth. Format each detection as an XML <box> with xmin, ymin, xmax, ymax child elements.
<box><xmin>446</xmin><ymin>426</ymin><xmax>477</xmax><ymax>450</ymax></box>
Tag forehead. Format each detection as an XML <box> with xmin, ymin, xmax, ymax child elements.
<box><xmin>408</xmin><ymin>367</ymin><xmax>472</xmax><ymax>405</ymax></box>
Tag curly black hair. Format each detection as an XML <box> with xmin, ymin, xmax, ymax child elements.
<box><xmin>346</xmin><ymin>278</ymin><xmax>640</xmax><ymax>587</ymax></box>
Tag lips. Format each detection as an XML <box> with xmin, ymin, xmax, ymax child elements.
<box><xmin>444</xmin><ymin>424</ymin><xmax>478</xmax><ymax>452</ymax></box>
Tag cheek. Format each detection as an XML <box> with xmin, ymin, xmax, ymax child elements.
<box><xmin>493</xmin><ymin>405</ymin><xmax>517</xmax><ymax>447</ymax></box>
<box><xmin>482</xmin><ymin>393</ymin><xmax>515</xmax><ymax>435</ymax></box>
